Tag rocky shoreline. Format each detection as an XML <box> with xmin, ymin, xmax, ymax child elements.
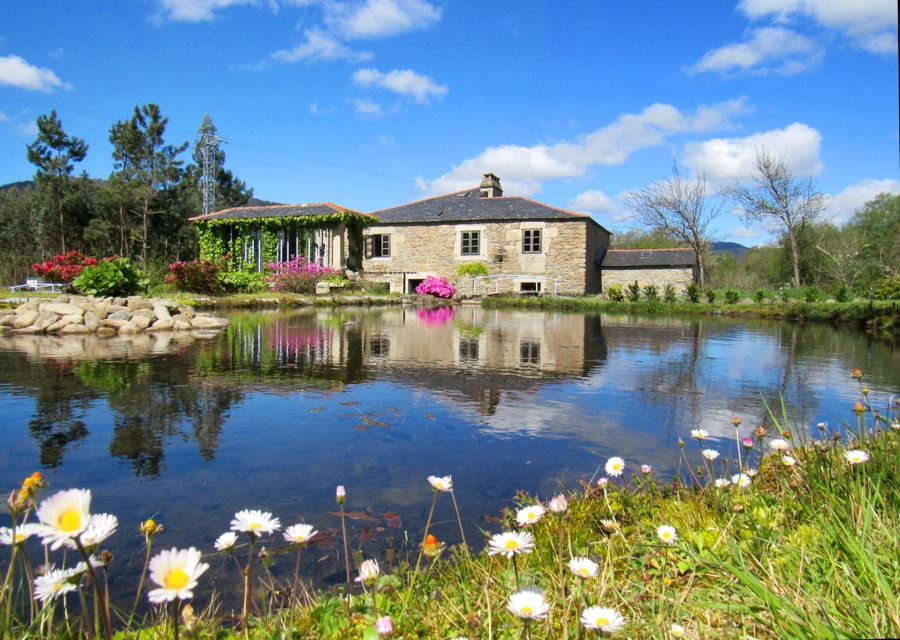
<box><xmin>0</xmin><ymin>295</ymin><xmax>229</xmax><ymax>336</ymax></box>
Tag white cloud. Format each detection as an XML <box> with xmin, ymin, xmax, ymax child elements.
<box><xmin>352</xmin><ymin>68</ymin><xmax>447</xmax><ymax>104</ymax></box>
<box><xmin>418</xmin><ymin>99</ymin><xmax>750</xmax><ymax>197</ymax></box>
<box><xmin>729</xmin><ymin>225</ymin><xmax>760</xmax><ymax>239</ymax></box>
<box><xmin>0</xmin><ymin>55</ymin><xmax>72</xmax><ymax>92</ymax></box>
<box><xmin>681</xmin><ymin>122</ymin><xmax>824</xmax><ymax>183</ymax></box>
<box><xmin>567</xmin><ymin>190</ymin><xmax>632</xmax><ymax>221</ymax></box>
<box><xmin>272</xmin><ymin>29</ymin><xmax>373</xmax><ymax>63</ymax></box>
<box><xmin>685</xmin><ymin>27</ymin><xmax>824</xmax><ymax>76</ymax></box>
<box><xmin>739</xmin><ymin>0</ymin><xmax>898</xmax><ymax>54</ymax></box>
<box><xmin>329</xmin><ymin>0</ymin><xmax>442</xmax><ymax>40</ymax></box>
<box><xmin>824</xmin><ymin>178</ymin><xmax>900</xmax><ymax>224</ymax></box>
<box><xmin>352</xmin><ymin>97</ymin><xmax>385</xmax><ymax>117</ymax></box>
<box><xmin>152</xmin><ymin>0</ymin><xmax>263</xmax><ymax>23</ymax></box>
<box><xmin>0</xmin><ymin>111</ymin><xmax>9</xmax><ymax>122</ymax></box>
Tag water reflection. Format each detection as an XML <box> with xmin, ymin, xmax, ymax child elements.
<box><xmin>0</xmin><ymin>308</ymin><xmax>896</xmax><ymax>603</ymax></box>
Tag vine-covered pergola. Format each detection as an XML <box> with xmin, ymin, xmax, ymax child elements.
<box><xmin>189</xmin><ymin>203</ymin><xmax>376</xmax><ymax>272</ymax></box>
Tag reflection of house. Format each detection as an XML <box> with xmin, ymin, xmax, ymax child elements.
<box><xmin>361</xmin><ymin>174</ymin><xmax>611</xmax><ymax>296</ymax></box>
<box><xmin>189</xmin><ymin>203</ymin><xmax>375</xmax><ymax>271</ymax></box>
<box><xmin>599</xmin><ymin>249</ymin><xmax>697</xmax><ymax>292</ymax></box>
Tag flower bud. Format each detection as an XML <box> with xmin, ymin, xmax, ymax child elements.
<box><xmin>336</xmin><ymin>485</ymin><xmax>346</xmax><ymax>505</ymax></box>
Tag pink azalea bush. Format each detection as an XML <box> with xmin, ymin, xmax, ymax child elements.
<box><xmin>265</xmin><ymin>255</ymin><xmax>342</xmax><ymax>294</ymax></box>
<box><xmin>415</xmin><ymin>276</ymin><xmax>456</xmax><ymax>299</ymax></box>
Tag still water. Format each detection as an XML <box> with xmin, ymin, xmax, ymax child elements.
<box><xmin>0</xmin><ymin>306</ymin><xmax>897</xmax><ymax>601</ymax></box>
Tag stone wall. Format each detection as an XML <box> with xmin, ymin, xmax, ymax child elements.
<box><xmin>0</xmin><ymin>295</ymin><xmax>229</xmax><ymax>336</ymax></box>
<box><xmin>602</xmin><ymin>266</ymin><xmax>696</xmax><ymax>293</ymax></box>
<box><xmin>362</xmin><ymin>219</ymin><xmax>608</xmax><ymax>296</ymax></box>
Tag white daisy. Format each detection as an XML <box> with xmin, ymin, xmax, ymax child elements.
<box><xmin>671</xmin><ymin>622</ymin><xmax>686</xmax><ymax>637</ymax></box>
<box><xmin>581</xmin><ymin>605</ymin><xmax>626</xmax><ymax>632</ymax></box>
<box><xmin>0</xmin><ymin>523</ymin><xmax>38</xmax><ymax>546</ymax></box>
<box><xmin>768</xmin><ymin>439</ymin><xmax>791</xmax><ymax>452</ymax></box>
<box><xmin>487</xmin><ymin>531</ymin><xmax>535</xmax><ymax>558</ymax></box>
<box><xmin>214</xmin><ymin>531</ymin><xmax>238</xmax><ymax>552</ymax></box>
<box><xmin>731</xmin><ymin>473</ymin><xmax>752</xmax><ymax>488</ymax></box>
<box><xmin>427</xmin><ymin>475</ymin><xmax>453</xmax><ymax>492</ymax></box>
<box><xmin>714</xmin><ymin>478</ymin><xmax>731</xmax><ymax>488</ymax></box>
<box><xmin>844</xmin><ymin>450</ymin><xmax>869</xmax><ymax>465</ymax></box>
<box><xmin>33</xmin><ymin>566</ymin><xmax>84</xmax><ymax>602</ymax></box>
<box><xmin>516</xmin><ymin>504</ymin><xmax>546</xmax><ymax>527</ymax></box>
<box><xmin>355</xmin><ymin>558</ymin><xmax>380</xmax><ymax>584</ymax></box>
<box><xmin>507</xmin><ymin>588</ymin><xmax>550</xmax><ymax>620</ymax></box>
<box><xmin>605</xmin><ymin>456</ymin><xmax>625</xmax><ymax>477</ymax></box>
<box><xmin>283</xmin><ymin>523</ymin><xmax>317</xmax><ymax>545</ymax></box>
<box><xmin>230</xmin><ymin>509</ymin><xmax>280</xmax><ymax>537</ymax></box>
<box><xmin>147</xmin><ymin>547</ymin><xmax>209</xmax><ymax>603</ymax></box>
<box><xmin>701</xmin><ymin>449</ymin><xmax>720</xmax><ymax>461</ymax></box>
<box><xmin>65</xmin><ymin>513</ymin><xmax>117</xmax><ymax>550</ymax></box>
<box><xmin>689</xmin><ymin>429</ymin><xmax>709</xmax><ymax>440</ymax></box>
<box><xmin>782</xmin><ymin>455</ymin><xmax>797</xmax><ymax>467</ymax></box>
<box><xmin>548</xmin><ymin>494</ymin><xmax>568</xmax><ymax>514</ymax></box>
<box><xmin>568</xmin><ymin>557</ymin><xmax>600</xmax><ymax>578</ymax></box>
<box><xmin>657</xmin><ymin>525</ymin><xmax>678</xmax><ymax>544</ymax></box>
<box><xmin>34</xmin><ymin>488</ymin><xmax>92</xmax><ymax>550</ymax></box>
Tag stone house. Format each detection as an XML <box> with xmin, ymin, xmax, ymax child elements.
<box><xmin>361</xmin><ymin>174</ymin><xmax>612</xmax><ymax>296</ymax></box>
<box><xmin>599</xmin><ymin>248</ymin><xmax>698</xmax><ymax>293</ymax></box>
<box><xmin>189</xmin><ymin>203</ymin><xmax>375</xmax><ymax>271</ymax></box>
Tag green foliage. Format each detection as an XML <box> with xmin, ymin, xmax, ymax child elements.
<box><xmin>873</xmin><ymin>276</ymin><xmax>900</xmax><ymax>300</ymax></box>
<box><xmin>684</xmin><ymin>281</ymin><xmax>701</xmax><ymax>303</ymax></box>
<box><xmin>220</xmin><ymin>269</ymin><xmax>269</xmax><ymax>293</ymax></box>
<box><xmin>456</xmin><ymin>261</ymin><xmax>490</xmax><ymax>278</ymax></box>
<box><xmin>72</xmin><ymin>257</ymin><xmax>147</xmax><ymax>297</ymax></box>
<box><xmin>625</xmin><ymin>281</ymin><xmax>641</xmax><ymax>302</ymax></box>
<box><xmin>835</xmin><ymin>286</ymin><xmax>850</xmax><ymax>303</ymax></box>
<box><xmin>606</xmin><ymin>284</ymin><xmax>625</xmax><ymax>302</ymax></box>
<box><xmin>754</xmin><ymin>289</ymin><xmax>766</xmax><ymax>304</ymax></box>
<box><xmin>663</xmin><ymin>284</ymin><xmax>677</xmax><ymax>303</ymax></box>
<box><xmin>642</xmin><ymin>284</ymin><xmax>659</xmax><ymax>301</ymax></box>
<box><xmin>165</xmin><ymin>258</ymin><xmax>224</xmax><ymax>294</ymax></box>
<box><xmin>802</xmin><ymin>286</ymin><xmax>823</xmax><ymax>303</ymax></box>
<box><xmin>724</xmin><ymin>288</ymin><xmax>741</xmax><ymax>304</ymax></box>
<box><xmin>704</xmin><ymin>288</ymin><xmax>717</xmax><ymax>303</ymax></box>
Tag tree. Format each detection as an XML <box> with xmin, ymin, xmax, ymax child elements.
<box><xmin>622</xmin><ymin>160</ymin><xmax>721</xmax><ymax>286</ymax></box>
<box><xmin>845</xmin><ymin>192</ymin><xmax>900</xmax><ymax>287</ymax></box>
<box><xmin>721</xmin><ymin>149</ymin><xmax>828</xmax><ymax>288</ymax></box>
<box><xmin>109</xmin><ymin>104</ymin><xmax>187</xmax><ymax>270</ymax></box>
<box><xmin>26</xmin><ymin>110</ymin><xmax>88</xmax><ymax>254</ymax></box>
<box><xmin>187</xmin><ymin>115</ymin><xmax>253</xmax><ymax>212</ymax></box>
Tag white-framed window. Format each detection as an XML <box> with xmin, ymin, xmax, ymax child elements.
<box><xmin>522</xmin><ymin>228</ymin><xmax>542</xmax><ymax>253</ymax></box>
<box><xmin>520</xmin><ymin>281</ymin><xmax>542</xmax><ymax>293</ymax></box>
<box><xmin>460</xmin><ymin>230</ymin><xmax>480</xmax><ymax>256</ymax></box>
<box><xmin>366</xmin><ymin>234</ymin><xmax>391</xmax><ymax>258</ymax></box>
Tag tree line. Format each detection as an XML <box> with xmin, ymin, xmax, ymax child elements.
<box><xmin>618</xmin><ymin>151</ymin><xmax>899</xmax><ymax>297</ymax></box>
<box><xmin>0</xmin><ymin>107</ymin><xmax>252</xmax><ymax>285</ymax></box>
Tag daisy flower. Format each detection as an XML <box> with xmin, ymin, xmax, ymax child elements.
<box><xmin>689</xmin><ymin>429</ymin><xmax>709</xmax><ymax>440</ymax></box>
<box><xmin>355</xmin><ymin>558</ymin><xmax>380</xmax><ymax>584</ymax></box>
<box><xmin>701</xmin><ymin>449</ymin><xmax>720</xmax><ymax>461</ymax></box>
<box><xmin>507</xmin><ymin>588</ymin><xmax>550</xmax><ymax>620</ymax></box>
<box><xmin>548</xmin><ymin>494</ymin><xmax>568</xmax><ymax>514</ymax></box>
<box><xmin>568</xmin><ymin>557</ymin><xmax>600</xmax><ymax>578</ymax></box>
<box><xmin>33</xmin><ymin>566</ymin><xmax>84</xmax><ymax>602</ymax></box>
<box><xmin>596</xmin><ymin>477</ymin><xmax>610</xmax><ymax>486</ymax></box>
<box><xmin>487</xmin><ymin>531</ymin><xmax>535</xmax><ymax>558</ymax></box>
<box><xmin>844</xmin><ymin>450</ymin><xmax>869</xmax><ymax>465</ymax></box>
<box><xmin>714</xmin><ymin>478</ymin><xmax>731</xmax><ymax>488</ymax></box>
<box><xmin>581</xmin><ymin>605</ymin><xmax>626</xmax><ymax>632</ymax></box>
<box><xmin>283</xmin><ymin>523</ymin><xmax>317</xmax><ymax>544</ymax></box>
<box><xmin>427</xmin><ymin>475</ymin><xmax>453</xmax><ymax>492</ymax></box>
<box><xmin>605</xmin><ymin>456</ymin><xmax>625</xmax><ymax>477</ymax></box>
<box><xmin>0</xmin><ymin>523</ymin><xmax>38</xmax><ymax>546</ymax></box>
<box><xmin>782</xmin><ymin>455</ymin><xmax>797</xmax><ymax>467</ymax></box>
<box><xmin>641</xmin><ymin>465</ymin><xmax>652</xmax><ymax>473</ymax></box>
<box><xmin>600</xmin><ymin>519</ymin><xmax>619</xmax><ymax>532</ymax></box>
<box><xmin>214</xmin><ymin>531</ymin><xmax>238</xmax><ymax>551</ymax></box>
<box><xmin>671</xmin><ymin>622</ymin><xmax>686</xmax><ymax>637</ymax></box>
<box><xmin>731</xmin><ymin>473</ymin><xmax>752</xmax><ymax>488</ymax></box>
<box><xmin>657</xmin><ymin>525</ymin><xmax>678</xmax><ymax>544</ymax></box>
<box><xmin>768</xmin><ymin>439</ymin><xmax>791</xmax><ymax>452</ymax></box>
<box><xmin>65</xmin><ymin>513</ymin><xmax>117</xmax><ymax>550</ymax></box>
<box><xmin>516</xmin><ymin>504</ymin><xmax>546</xmax><ymax>527</ymax></box>
<box><xmin>230</xmin><ymin>509</ymin><xmax>280</xmax><ymax>537</ymax></box>
<box><xmin>34</xmin><ymin>488</ymin><xmax>92</xmax><ymax>550</ymax></box>
<box><xmin>147</xmin><ymin>547</ymin><xmax>209</xmax><ymax>603</ymax></box>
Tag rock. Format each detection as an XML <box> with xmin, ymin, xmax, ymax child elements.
<box><xmin>131</xmin><ymin>315</ymin><xmax>153</xmax><ymax>330</ymax></box>
<box><xmin>117</xmin><ymin>321</ymin><xmax>141</xmax><ymax>334</ymax></box>
<box><xmin>108</xmin><ymin>310</ymin><xmax>134</xmax><ymax>321</ymax></box>
<box><xmin>97</xmin><ymin>327</ymin><xmax>117</xmax><ymax>338</ymax></box>
<box><xmin>153</xmin><ymin>305</ymin><xmax>172</xmax><ymax>322</ymax></box>
<box><xmin>191</xmin><ymin>315</ymin><xmax>229</xmax><ymax>329</ymax></box>
<box><xmin>127</xmin><ymin>296</ymin><xmax>154</xmax><ymax>311</ymax></box>
<box><xmin>59</xmin><ymin>323</ymin><xmax>91</xmax><ymax>334</ymax></box>
<box><xmin>41</xmin><ymin>303</ymin><xmax>84</xmax><ymax>316</ymax></box>
<box><xmin>13</xmin><ymin>310</ymin><xmax>39</xmax><ymax>329</ymax></box>
<box><xmin>173</xmin><ymin>319</ymin><xmax>193</xmax><ymax>331</ymax></box>
<box><xmin>83</xmin><ymin>311</ymin><xmax>101</xmax><ymax>331</ymax></box>
<box><xmin>146</xmin><ymin>318</ymin><xmax>174</xmax><ymax>332</ymax></box>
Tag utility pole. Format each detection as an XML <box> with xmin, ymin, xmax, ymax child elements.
<box><xmin>199</xmin><ymin>131</ymin><xmax>222</xmax><ymax>216</ymax></box>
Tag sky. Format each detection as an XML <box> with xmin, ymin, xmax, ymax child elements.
<box><xmin>1</xmin><ymin>0</ymin><xmax>898</xmax><ymax>246</ymax></box>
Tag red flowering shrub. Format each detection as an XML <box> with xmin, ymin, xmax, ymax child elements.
<box><xmin>164</xmin><ymin>258</ymin><xmax>224</xmax><ymax>294</ymax></box>
<box><xmin>32</xmin><ymin>251</ymin><xmax>99</xmax><ymax>283</ymax></box>
<box><xmin>265</xmin><ymin>255</ymin><xmax>342</xmax><ymax>294</ymax></box>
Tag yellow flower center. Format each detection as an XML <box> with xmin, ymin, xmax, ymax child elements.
<box><xmin>505</xmin><ymin>539</ymin><xmax>519</xmax><ymax>550</ymax></box>
<box><xmin>578</xmin><ymin>568</ymin><xmax>589</xmax><ymax>576</ymax></box>
<box><xmin>165</xmin><ymin>568</ymin><xmax>190</xmax><ymax>590</ymax></box>
<box><xmin>58</xmin><ymin>509</ymin><xmax>82</xmax><ymax>533</ymax></box>
<box><xmin>249</xmin><ymin>523</ymin><xmax>261</xmax><ymax>531</ymax></box>
<box><xmin>595</xmin><ymin>617</ymin><xmax>610</xmax><ymax>626</ymax></box>
<box><xmin>14</xmin><ymin>533</ymin><xmax>25</xmax><ymax>542</ymax></box>
<box><xmin>521</xmin><ymin>606</ymin><xmax>533</xmax><ymax>615</ymax></box>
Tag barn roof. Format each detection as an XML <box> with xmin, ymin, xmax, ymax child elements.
<box><xmin>189</xmin><ymin>202</ymin><xmax>370</xmax><ymax>222</ymax></box>
<box><xmin>601</xmin><ymin>248</ymin><xmax>697</xmax><ymax>267</ymax></box>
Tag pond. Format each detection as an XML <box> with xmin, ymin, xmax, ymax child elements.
<box><xmin>1</xmin><ymin>305</ymin><xmax>897</xmax><ymax>606</ymax></box>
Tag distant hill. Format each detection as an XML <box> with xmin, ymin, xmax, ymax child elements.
<box><xmin>246</xmin><ymin>196</ymin><xmax>281</xmax><ymax>207</ymax></box>
<box><xmin>1</xmin><ymin>180</ymin><xmax>35</xmax><ymax>191</ymax></box>
<box><xmin>712</xmin><ymin>241</ymin><xmax>749</xmax><ymax>260</ymax></box>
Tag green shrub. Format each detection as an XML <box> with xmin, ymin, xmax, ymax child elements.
<box><xmin>456</xmin><ymin>262</ymin><xmax>490</xmax><ymax>278</ymax></box>
<box><xmin>802</xmin><ymin>286</ymin><xmax>823</xmax><ymax>303</ymax></box>
<box><xmin>220</xmin><ymin>269</ymin><xmax>269</xmax><ymax>294</ymax></box>
<box><xmin>873</xmin><ymin>276</ymin><xmax>900</xmax><ymax>300</ymax></box>
<box><xmin>606</xmin><ymin>284</ymin><xmax>625</xmax><ymax>302</ymax></box>
<box><xmin>165</xmin><ymin>258</ymin><xmax>223</xmax><ymax>294</ymax></box>
<box><xmin>625</xmin><ymin>281</ymin><xmax>641</xmax><ymax>302</ymax></box>
<box><xmin>663</xmin><ymin>284</ymin><xmax>677</xmax><ymax>303</ymax></box>
<box><xmin>685</xmin><ymin>281</ymin><xmax>701</xmax><ymax>303</ymax></box>
<box><xmin>834</xmin><ymin>286</ymin><xmax>850</xmax><ymax>303</ymax></box>
<box><xmin>724</xmin><ymin>289</ymin><xmax>741</xmax><ymax>304</ymax></box>
<box><xmin>705</xmin><ymin>289</ymin><xmax>717</xmax><ymax>303</ymax></box>
<box><xmin>754</xmin><ymin>289</ymin><xmax>766</xmax><ymax>304</ymax></box>
<box><xmin>642</xmin><ymin>284</ymin><xmax>659</xmax><ymax>301</ymax></box>
<box><xmin>73</xmin><ymin>258</ymin><xmax>147</xmax><ymax>297</ymax></box>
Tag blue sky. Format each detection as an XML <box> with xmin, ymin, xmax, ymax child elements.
<box><xmin>1</xmin><ymin>0</ymin><xmax>897</xmax><ymax>245</ymax></box>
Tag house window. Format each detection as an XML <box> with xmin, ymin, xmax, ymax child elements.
<box><xmin>520</xmin><ymin>340</ymin><xmax>541</xmax><ymax>366</ymax></box>
<box><xmin>460</xmin><ymin>231</ymin><xmax>480</xmax><ymax>256</ymax></box>
<box><xmin>459</xmin><ymin>338</ymin><xmax>479</xmax><ymax>362</ymax></box>
<box><xmin>366</xmin><ymin>234</ymin><xmax>391</xmax><ymax>258</ymax></box>
<box><xmin>523</xmin><ymin>229</ymin><xmax>542</xmax><ymax>253</ymax></box>
<box><xmin>520</xmin><ymin>281</ymin><xmax>542</xmax><ymax>293</ymax></box>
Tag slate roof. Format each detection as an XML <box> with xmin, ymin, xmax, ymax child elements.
<box><xmin>601</xmin><ymin>248</ymin><xmax>697</xmax><ymax>268</ymax></box>
<box><xmin>370</xmin><ymin>188</ymin><xmax>604</xmax><ymax>226</ymax></box>
<box><xmin>189</xmin><ymin>202</ymin><xmax>369</xmax><ymax>222</ymax></box>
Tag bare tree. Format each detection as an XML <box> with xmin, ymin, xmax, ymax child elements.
<box><xmin>622</xmin><ymin>160</ymin><xmax>721</xmax><ymax>286</ymax></box>
<box><xmin>721</xmin><ymin>149</ymin><xmax>828</xmax><ymax>288</ymax></box>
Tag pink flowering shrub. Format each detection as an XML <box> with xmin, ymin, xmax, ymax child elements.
<box><xmin>32</xmin><ymin>251</ymin><xmax>99</xmax><ymax>283</ymax></box>
<box><xmin>165</xmin><ymin>258</ymin><xmax>224</xmax><ymax>294</ymax></box>
<box><xmin>415</xmin><ymin>276</ymin><xmax>456</xmax><ymax>299</ymax></box>
<box><xmin>265</xmin><ymin>255</ymin><xmax>342</xmax><ymax>294</ymax></box>
<box><xmin>416</xmin><ymin>305</ymin><xmax>455</xmax><ymax>325</ymax></box>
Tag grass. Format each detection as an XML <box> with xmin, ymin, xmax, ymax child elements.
<box><xmin>2</xmin><ymin>375</ymin><xmax>898</xmax><ymax>639</ymax></box>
